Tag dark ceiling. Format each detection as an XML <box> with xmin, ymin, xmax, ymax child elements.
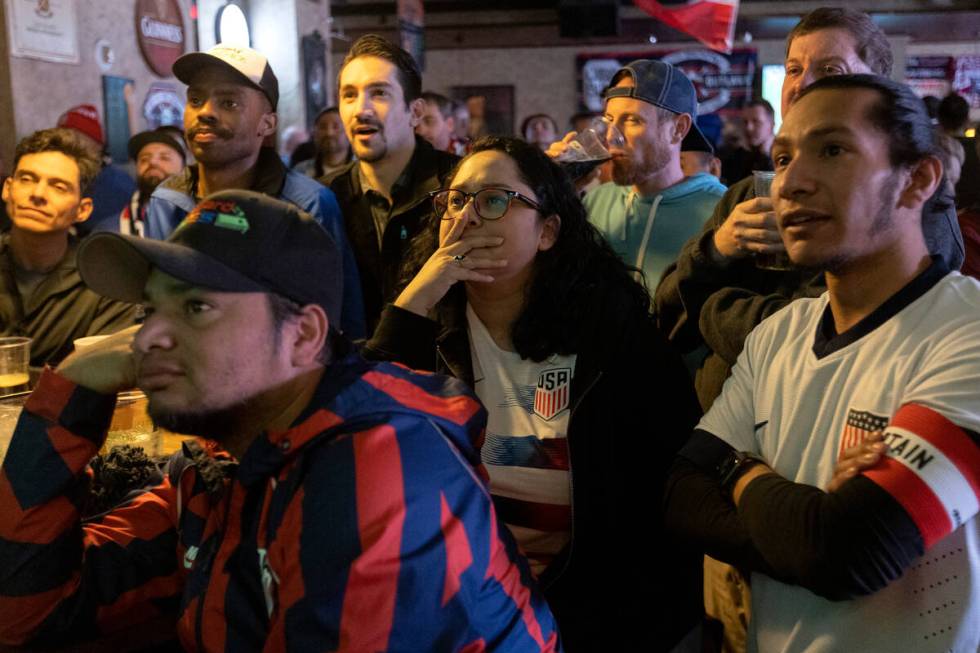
<box><xmin>328</xmin><ymin>1</ymin><xmax>980</xmax><ymax>50</ymax></box>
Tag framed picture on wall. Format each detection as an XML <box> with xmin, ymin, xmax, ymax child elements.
<box><xmin>302</xmin><ymin>32</ymin><xmax>327</xmax><ymax>130</ymax></box>
<box><xmin>450</xmin><ymin>85</ymin><xmax>514</xmax><ymax>139</ymax></box>
<box><xmin>6</xmin><ymin>0</ymin><xmax>80</xmax><ymax>63</ymax></box>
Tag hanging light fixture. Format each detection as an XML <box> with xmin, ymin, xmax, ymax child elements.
<box><xmin>216</xmin><ymin>2</ymin><xmax>250</xmax><ymax>47</ymax></box>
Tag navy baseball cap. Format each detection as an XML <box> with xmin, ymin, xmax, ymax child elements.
<box><xmin>605</xmin><ymin>59</ymin><xmax>713</xmax><ymax>153</ymax></box>
<box><xmin>77</xmin><ymin>190</ymin><xmax>342</xmax><ymax>327</ymax></box>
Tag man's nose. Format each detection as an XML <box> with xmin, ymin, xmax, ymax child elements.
<box><xmin>194</xmin><ymin>98</ymin><xmax>218</xmax><ymax>122</ymax></box>
<box><xmin>28</xmin><ymin>182</ymin><xmax>49</xmax><ymax>204</ymax></box>
<box><xmin>788</xmin><ymin>68</ymin><xmax>819</xmax><ymax>107</ymax></box>
<box><xmin>353</xmin><ymin>92</ymin><xmax>377</xmax><ymax>119</ymax></box>
<box><xmin>777</xmin><ymin>156</ymin><xmax>815</xmax><ymax>199</ymax></box>
<box><xmin>133</xmin><ymin>311</ymin><xmax>177</xmax><ymax>354</ymax></box>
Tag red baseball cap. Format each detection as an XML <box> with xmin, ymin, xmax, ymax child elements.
<box><xmin>57</xmin><ymin>104</ymin><xmax>105</xmax><ymax>145</ymax></box>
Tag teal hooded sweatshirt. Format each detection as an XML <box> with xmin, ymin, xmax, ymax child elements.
<box><xmin>584</xmin><ymin>172</ymin><xmax>726</xmax><ymax>291</ymax></box>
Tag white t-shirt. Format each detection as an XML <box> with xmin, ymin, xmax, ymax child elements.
<box><xmin>700</xmin><ymin>270</ymin><xmax>980</xmax><ymax>653</ymax></box>
<box><xmin>467</xmin><ymin>304</ymin><xmax>574</xmax><ymax>576</ymax></box>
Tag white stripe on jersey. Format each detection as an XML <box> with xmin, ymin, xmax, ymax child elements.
<box><xmin>883</xmin><ymin>426</ymin><xmax>980</xmax><ymax>530</ymax></box>
<box><xmin>486</xmin><ymin>464</ymin><xmax>571</xmax><ymax>505</ymax></box>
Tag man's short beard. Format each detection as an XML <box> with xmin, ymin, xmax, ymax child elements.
<box><xmin>870</xmin><ymin>173</ymin><xmax>901</xmax><ymax>236</ymax></box>
<box><xmin>355</xmin><ymin>139</ymin><xmax>388</xmax><ymax>164</ymax></box>
<box><xmin>137</xmin><ymin>175</ymin><xmax>164</xmax><ymax>198</ymax></box>
<box><xmin>821</xmin><ymin>172</ymin><xmax>902</xmax><ymax>275</ymax></box>
<box><xmin>611</xmin><ymin>147</ymin><xmax>671</xmax><ymax>188</ymax></box>
<box><xmin>149</xmin><ymin>400</ymin><xmax>250</xmax><ymax>443</ymax></box>
<box><xmin>611</xmin><ymin>158</ymin><xmax>634</xmax><ymax>186</ymax></box>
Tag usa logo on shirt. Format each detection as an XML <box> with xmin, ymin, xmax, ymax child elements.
<box><xmin>839</xmin><ymin>407</ymin><xmax>889</xmax><ymax>456</ymax></box>
<box><xmin>534</xmin><ymin>368</ymin><xmax>571</xmax><ymax>421</ymax></box>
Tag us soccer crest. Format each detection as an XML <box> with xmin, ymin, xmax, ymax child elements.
<box><xmin>839</xmin><ymin>407</ymin><xmax>889</xmax><ymax>456</ymax></box>
<box><xmin>534</xmin><ymin>368</ymin><xmax>571</xmax><ymax>421</ymax></box>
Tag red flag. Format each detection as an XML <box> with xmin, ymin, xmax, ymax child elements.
<box><xmin>633</xmin><ymin>0</ymin><xmax>739</xmax><ymax>54</ymax></box>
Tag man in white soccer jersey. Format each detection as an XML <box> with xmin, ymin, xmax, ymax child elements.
<box><xmin>663</xmin><ymin>74</ymin><xmax>980</xmax><ymax>652</ymax></box>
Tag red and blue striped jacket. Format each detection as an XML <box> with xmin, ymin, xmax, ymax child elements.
<box><xmin>0</xmin><ymin>353</ymin><xmax>560</xmax><ymax>651</ymax></box>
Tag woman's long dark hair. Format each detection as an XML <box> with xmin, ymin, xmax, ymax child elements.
<box><xmin>402</xmin><ymin>136</ymin><xmax>651</xmax><ymax>361</ymax></box>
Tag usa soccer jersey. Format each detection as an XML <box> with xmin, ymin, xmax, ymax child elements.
<box><xmin>700</xmin><ymin>264</ymin><xmax>980</xmax><ymax>653</ymax></box>
<box><xmin>467</xmin><ymin>304</ymin><xmax>575</xmax><ymax>576</ymax></box>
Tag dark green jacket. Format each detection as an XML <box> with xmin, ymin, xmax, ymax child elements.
<box><xmin>0</xmin><ymin>234</ymin><xmax>139</xmax><ymax>366</ymax></box>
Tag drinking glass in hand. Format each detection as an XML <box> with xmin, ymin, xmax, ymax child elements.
<box><xmin>557</xmin><ymin>117</ymin><xmax>624</xmax><ymax>181</ymax></box>
<box><xmin>753</xmin><ymin>170</ymin><xmax>792</xmax><ymax>271</ymax></box>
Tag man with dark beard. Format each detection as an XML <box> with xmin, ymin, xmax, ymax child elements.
<box><xmin>579</xmin><ymin>59</ymin><xmax>726</xmax><ymax>290</ymax></box>
<box><xmin>144</xmin><ymin>43</ymin><xmax>365</xmax><ymax>338</ymax></box>
<box><xmin>119</xmin><ymin>128</ymin><xmax>185</xmax><ymax>236</ymax></box>
<box><xmin>0</xmin><ymin>189</ymin><xmax>560</xmax><ymax>652</ymax></box>
<box><xmin>293</xmin><ymin>107</ymin><xmax>354</xmax><ymax>179</ymax></box>
<box><xmin>325</xmin><ymin>35</ymin><xmax>457</xmax><ymax>332</ymax></box>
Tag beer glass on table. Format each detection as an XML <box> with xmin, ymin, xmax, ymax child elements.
<box><xmin>0</xmin><ymin>337</ymin><xmax>31</xmax><ymax>396</ymax></box>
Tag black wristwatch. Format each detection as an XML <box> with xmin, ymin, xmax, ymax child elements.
<box><xmin>716</xmin><ymin>450</ymin><xmax>768</xmax><ymax>493</ymax></box>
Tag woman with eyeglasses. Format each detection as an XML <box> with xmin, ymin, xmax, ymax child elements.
<box><xmin>364</xmin><ymin>136</ymin><xmax>701</xmax><ymax>652</ymax></box>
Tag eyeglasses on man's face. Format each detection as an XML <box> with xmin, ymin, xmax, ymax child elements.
<box><xmin>430</xmin><ymin>188</ymin><xmax>542</xmax><ymax>221</ymax></box>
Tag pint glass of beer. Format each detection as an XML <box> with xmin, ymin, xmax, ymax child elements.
<box><xmin>0</xmin><ymin>338</ymin><xmax>31</xmax><ymax>396</ymax></box>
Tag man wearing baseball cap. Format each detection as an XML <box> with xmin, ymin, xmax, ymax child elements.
<box><xmin>121</xmin><ymin>128</ymin><xmax>186</xmax><ymax>236</ymax></box>
<box><xmin>572</xmin><ymin>59</ymin><xmax>726</xmax><ymax>291</ymax></box>
<box><xmin>56</xmin><ymin>104</ymin><xmax>137</xmax><ymax>234</ymax></box>
<box><xmin>144</xmin><ymin>43</ymin><xmax>366</xmax><ymax>338</ymax></box>
<box><xmin>0</xmin><ymin>189</ymin><xmax>560</xmax><ymax>652</ymax></box>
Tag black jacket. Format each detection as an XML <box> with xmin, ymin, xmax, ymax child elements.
<box><xmin>323</xmin><ymin>137</ymin><xmax>457</xmax><ymax>332</ymax></box>
<box><xmin>364</xmin><ymin>286</ymin><xmax>703</xmax><ymax>652</ymax></box>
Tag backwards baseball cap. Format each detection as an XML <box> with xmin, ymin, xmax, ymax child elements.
<box><xmin>604</xmin><ymin>59</ymin><xmax>713</xmax><ymax>154</ymax></box>
<box><xmin>57</xmin><ymin>104</ymin><xmax>104</xmax><ymax>145</ymax></box>
<box><xmin>173</xmin><ymin>44</ymin><xmax>279</xmax><ymax>110</ymax></box>
<box><xmin>78</xmin><ymin>190</ymin><xmax>342</xmax><ymax>326</ymax></box>
<box><xmin>128</xmin><ymin>128</ymin><xmax>187</xmax><ymax>162</ymax></box>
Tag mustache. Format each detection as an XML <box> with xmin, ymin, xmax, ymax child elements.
<box><xmin>187</xmin><ymin>124</ymin><xmax>234</xmax><ymax>140</ymax></box>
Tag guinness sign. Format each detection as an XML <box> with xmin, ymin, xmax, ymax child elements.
<box><xmin>136</xmin><ymin>0</ymin><xmax>186</xmax><ymax>77</ymax></box>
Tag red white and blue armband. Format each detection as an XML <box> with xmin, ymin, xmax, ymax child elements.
<box><xmin>862</xmin><ymin>404</ymin><xmax>980</xmax><ymax>549</ymax></box>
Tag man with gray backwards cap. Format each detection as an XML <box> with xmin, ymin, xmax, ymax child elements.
<box><xmin>577</xmin><ymin>59</ymin><xmax>726</xmax><ymax>290</ymax></box>
<box><xmin>144</xmin><ymin>43</ymin><xmax>366</xmax><ymax>338</ymax></box>
<box><xmin>0</xmin><ymin>190</ymin><xmax>560</xmax><ymax>652</ymax></box>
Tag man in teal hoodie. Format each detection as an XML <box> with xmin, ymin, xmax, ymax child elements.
<box><xmin>583</xmin><ymin>60</ymin><xmax>726</xmax><ymax>291</ymax></box>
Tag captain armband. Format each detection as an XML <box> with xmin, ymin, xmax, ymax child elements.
<box><xmin>861</xmin><ymin>403</ymin><xmax>980</xmax><ymax>549</ymax></box>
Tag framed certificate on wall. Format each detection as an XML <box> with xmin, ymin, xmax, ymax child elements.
<box><xmin>6</xmin><ymin>0</ymin><xmax>80</xmax><ymax>64</ymax></box>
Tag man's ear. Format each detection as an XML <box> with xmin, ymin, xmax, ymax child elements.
<box><xmin>289</xmin><ymin>303</ymin><xmax>329</xmax><ymax>367</ymax></box>
<box><xmin>1</xmin><ymin>176</ymin><xmax>10</xmax><ymax>204</ymax></box>
<box><xmin>74</xmin><ymin>197</ymin><xmax>94</xmax><ymax>224</ymax></box>
<box><xmin>259</xmin><ymin>111</ymin><xmax>279</xmax><ymax>139</ymax></box>
<box><xmin>671</xmin><ymin>113</ymin><xmax>692</xmax><ymax>146</ymax></box>
<box><xmin>409</xmin><ymin>98</ymin><xmax>426</xmax><ymax>129</ymax></box>
<box><xmin>898</xmin><ymin>155</ymin><xmax>942</xmax><ymax>210</ymax></box>
<box><xmin>537</xmin><ymin>214</ymin><xmax>561</xmax><ymax>252</ymax></box>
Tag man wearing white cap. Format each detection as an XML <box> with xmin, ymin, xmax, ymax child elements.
<box><xmin>145</xmin><ymin>44</ymin><xmax>366</xmax><ymax>337</ymax></box>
